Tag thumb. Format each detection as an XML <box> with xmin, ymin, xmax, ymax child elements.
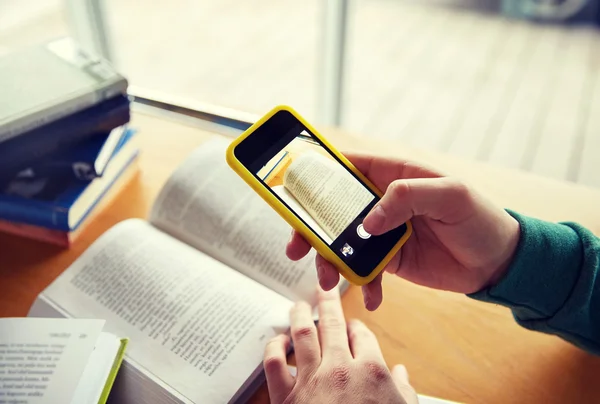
<box><xmin>391</xmin><ymin>365</ymin><xmax>419</xmax><ymax>404</ymax></box>
<box><xmin>363</xmin><ymin>177</ymin><xmax>471</xmax><ymax>235</ymax></box>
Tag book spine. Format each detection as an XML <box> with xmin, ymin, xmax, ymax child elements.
<box><xmin>25</xmin><ymin>126</ymin><xmax>134</xmax><ymax>181</ymax></box>
<box><xmin>0</xmin><ymin>78</ymin><xmax>127</xmax><ymax>141</ymax></box>
<box><xmin>0</xmin><ymin>148</ymin><xmax>138</xmax><ymax>231</ymax></box>
<box><xmin>0</xmin><ymin>197</ymin><xmax>67</xmax><ymax>230</ymax></box>
<box><xmin>0</xmin><ymin>219</ymin><xmax>70</xmax><ymax>247</ymax></box>
<box><xmin>0</xmin><ymin>97</ymin><xmax>130</xmax><ymax>176</ymax></box>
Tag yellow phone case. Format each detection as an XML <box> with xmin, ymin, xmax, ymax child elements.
<box><xmin>226</xmin><ymin>105</ymin><xmax>412</xmax><ymax>286</ymax></box>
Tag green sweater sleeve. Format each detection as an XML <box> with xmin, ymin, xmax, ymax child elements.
<box><xmin>469</xmin><ymin>210</ymin><xmax>600</xmax><ymax>355</ymax></box>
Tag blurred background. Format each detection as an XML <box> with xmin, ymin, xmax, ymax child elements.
<box><xmin>2</xmin><ymin>0</ymin><xmax>599</xmax><ymax>188</ymax></box>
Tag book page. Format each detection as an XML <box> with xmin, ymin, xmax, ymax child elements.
<box><xmin>39</xmin><ymin>219</ymin><xmax>294</xmax><ymax>404</ymax></box>
<box><xmin>0</xmin><ymin>318</ymin><xmax>105</xmax><ymax>404</ymax></box>
<box><xmin>149</xmin><ymin>138</ymin><xmax>320</xmax><ymax>304</ymax></box>
<box><xmin>272</xmin><ymin>185</ymin><xmax>333</xmax><ymax>244</ymax></box>
<box><xmin>283</xmin><ymin>151</ymin><xmax>375</xmax><ymax>241</ymax></box>
<box><xmin>69</xmin><ymin>332</ymin><xmax>123</xmax><ymax>404</ymax></box>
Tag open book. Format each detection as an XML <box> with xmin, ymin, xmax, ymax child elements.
<box><xmin>28</xmin><ymin>139</ymin><xmax>326</xmax><ymax>404</ymax></box>
<box><xmin>26</xmin><ymin>138</ymin><xmax>455</xmax><ymax>404</ymax></box>
<box><xmin>271</xmin><ymin>151</ymin><xmax>374</xmax><ymax>244</ymax></box>
<box><xmin>0</xmin><ymin>318</ymin><xmax>127</xmax><ymax>404</ymax></box>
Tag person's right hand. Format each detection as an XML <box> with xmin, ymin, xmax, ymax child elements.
<box><xmin>264</xmin><ymin>287</ymin><xmax>418</xmax><ymax>404</ymax></box>
<box><xmin>286</xmin><ymin>153</ymin><xmax>521</xmax><ymax>310</ymax></box>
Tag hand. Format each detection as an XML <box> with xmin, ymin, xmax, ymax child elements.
<box><xmin>287</xmin><ymin>153</ymin><xmax>521</xmax><ymax>310</ymax></box>
<box><xmin>264</xmin><ymin>287</ymin><xmax>418</xmax><ymax>404</ymax></box>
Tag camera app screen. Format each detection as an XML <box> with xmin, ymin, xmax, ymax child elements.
<box><xmin>256</xmin><ymin>129</ymin><xmax>378</xmax><ymax>260</ymax></box>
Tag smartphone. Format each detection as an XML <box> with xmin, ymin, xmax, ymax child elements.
<box><xmin>226</xmin><ymin>106</ymin><xmax>412</xmax><ymax>285</ymax></box>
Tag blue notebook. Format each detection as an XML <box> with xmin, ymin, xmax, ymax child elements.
<box><xmin>17</xmin><ymin>126</ymin><xmax>136</xmax><ymax>181</ymax></box>
<box><xmin>0</xmin><ymin>95</ymin><xmax>130</xmax><ymax>179</ymax></box>
<box><xmin>0</xmin><ymin>129</ymin><xmax>138</xmax><ymax>231</ymax></box>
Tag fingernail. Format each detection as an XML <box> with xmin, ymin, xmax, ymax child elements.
<box><xmin>364</xmin><ymin>205</ymin><xmax>386</xmax><ymax>234</ymax></box>
<box><xmin>288</xmin><ymin>230</ymin><xmax>294</xmax><ymax>244</ymax></box>
<box><xmin>394</xmin><ymin>365</ymin><xmax>409</xmax><ymax>382</ymax></box>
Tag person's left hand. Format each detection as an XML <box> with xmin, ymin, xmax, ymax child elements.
<box><xmin>263</xmin><ymin>287</ymin><xmax>418</xmax><ymax>404</ymax></box>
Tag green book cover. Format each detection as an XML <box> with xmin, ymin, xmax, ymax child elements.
<box><xmin>98</xmin><ymin>338</ymin><xmax>129</xmax><ymax>404</ymax></box>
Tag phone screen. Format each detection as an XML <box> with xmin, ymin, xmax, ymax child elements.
<box><xmin>234</xmin><ymin>110</ymin><xmax>408</xmax><ymax>278</ymax></box>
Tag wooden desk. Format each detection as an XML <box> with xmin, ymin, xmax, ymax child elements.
<box><xmin>2</xmin><ymin>110</ymin><xmax>600</xmax><ymax>403</ymax></box>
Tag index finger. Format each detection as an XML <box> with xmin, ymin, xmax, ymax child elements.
<box><xmin>317</xmin><ymin>286</ymin><xmax>352</xmax><ymax>362</ymax></box>
<box><xmin>290</xmin><ymin>301</ymin><xmax>321</xmax><ymax>372</ymax></box>
<box><xmin>342</xmin><ymin>152</ymin><xmax>441</xmax><ymax>192</ymax></box>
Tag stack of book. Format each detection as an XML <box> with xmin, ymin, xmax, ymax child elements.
<box><xmin>0</xmin><ymin>38</ymin><xmax>139</xmax><ymax>247</ymax></box>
